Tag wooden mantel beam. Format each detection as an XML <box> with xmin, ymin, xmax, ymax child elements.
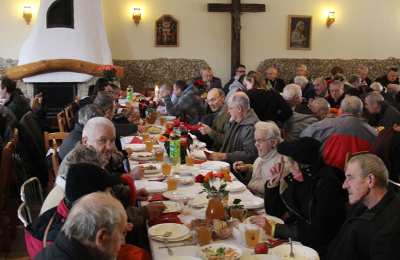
<box><xmin>5</xmin><ymin>59</ymin><xmax>124</xmax><ymax>80</ymax></box>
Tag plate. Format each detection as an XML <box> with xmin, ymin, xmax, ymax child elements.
<box><xmin>177</xmin><ymin>176</ymin><xmax>194</xmax><ymax>185</ymax></box>
<box><xmin>147</xmin><ymin>125</ymin><xmax>163</xmax><ymax>134</ymax></box>
<box><xmin>163</xmin><ymin>190</ymin><xmax>195</xmax><ymax>201</ymax></box>
<box><xmin>134</xmin><ymin>180</ymin><xmax>167</xmax><ymax>193</ymax></box>
<box><xmin>125</xmin><ymin>143</ymin><xmax>146</xmax><ymax>152</ymax></box>
<box><xmin>241</xmin><ymin>255</ymin><xmax>280</xmax><ymax>260</ymax></box>
<box><xmin>189</xmin><ymin>195</ymin><xmax>208</xmax><ymax>208</ymax></box>
<box><xmin>232</xmin><ymin>196</ymin><xmax>264</xmax><ymax>209</ymax></box>
<box><xmin>270</xmin><ymin>244</ymin><xmax>319</xmax><ymax>260</ymax></box>
<box><xmin>200</xmin><ymin>161</ymin><xmax>230</xmax><ymax>171</ymax></box>
<box><xmin>244</xmin><ymin>215</ymin><xmax>284</xmax><ymax>225</ymax></box>
<box><xmin>131</xmin><ymin>152</ymin><xmax>154</xmax><ymax>161</ymax></box>
<box><xmin>140</xmin><ymin>163</ymin><xmax>161</xmax><ymax>174</ymax></box>
<box><xmin>174</xmin><ymin>165</ymin><xmax>200</xmax><ymax>176</ymax></box>
<box><xmin>199</xmin><ymin>243</ymin><xmax>242</xmax><ymax>260</ymax></box>
<box><xmin>162</xmin><ymin>201</ymin><xmax>182</xmax><ymax>213</ymax></box>
<box><xmin>167</xmin><ymin>257</ymin><xmax>201</xmax><ymax>260</ymax></box>
<box><xmin>226</xmin><ymin>181</ymin><xmax>246</xmax><ymax>193</ymax></box>
<box><xmin>191</xmin><ymin>150</ymin><xmax>206</xmax><ymax>160</ymax></box>
<box><xmin>149</xmin><ymin>223</ymin><xmax>190</xmax><ymax>242</ymax></box>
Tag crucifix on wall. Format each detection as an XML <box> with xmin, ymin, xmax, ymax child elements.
<box><xmin>208</xmin><ymin>0</ymin><xmax>266</xmax><ymax>76</ymax></box>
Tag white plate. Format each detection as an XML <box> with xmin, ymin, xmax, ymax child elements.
<box><xmin>125</xmin><ymin>143</ymin><xmax>146</xmax><ymax>152</ymax></box>
<box><xmin>244</xmin><ymin>215</ymin><xmax>284</xmax><ymax>225</ymax></box>
<box><xmin>149</xmin><ymin>223</ymin><xmax>190</xmax><ymax>242</ymax></box>
<box><xmin>233</xmin><ymin>196</ymin><xmax>264</xmax><ymax>209</ymax></box>
<box><xmin>199</xmin><ymin>243</ymin><xmax>242</xmax><ymax>260</ymax></box>
<box><xmin>140</xmin><ymin>163</ymin><xmax>161</xmax><ymax>174</ymax></box>
<box><xmin>177</xmin><ymin>176</ymin><xmax>194</xmax><ymax>185</ymax></box>
<box><xmin>270</xmin><ymin>244</ymin><xmax>320</xmax><ymax>260</ymax></box>
<box><xmin>226</xmin><ymin>181</ymin><xmax>246</xmax><ymax>192</ymax></box>
<box><xmin>189</xmin><ymin>195</ymin><xmax>208</xmax><ymax>208</ymax></box>
<box><xmin>191</xmin><ymin>150</ymin><xmax>206</xmax><ymax>160</ymax></box>
<box><xmin>162</xmin><ymin>201</ymin><xmax>182</xmax><ymax>213</ymax></box>
<box><xmin>200</xmin><ymin>161</ymin><xmax>230</xmax><ymax>171</ymax></box>
<box><xmin>241</xmin><ymin>255</ymin><xmax>280</xmax><ymax>260</ymax></box>
<box><xmin>134</xmin><ymin>180</ymin><xmax>167</xmax><ymax>193</ymax></box>
<box><xmin>147</xmin><ymin>125</ymin><xmax>163</xmax><ymax>134</ymax></box>
<box><xmin>131</xmin><ymin>152</ymin><xmax>154</xmax><ymax>161</ymax></box>
<box><xmin>167</xmin><ymin>257</ymin><xmax>201</xmax><ymax>260</ymax></box>
<box><xmin>163</xmin><ymin>190</ymin><xmax>195</xmax><ymax>201</ymax></box>
<box><xmin>174</xmin><ymin>165</ymin><xmax>200</xmax><ymax>176</ymax></box>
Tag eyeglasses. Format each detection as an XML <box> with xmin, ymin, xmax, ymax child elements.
<box><xmin>254</xmin><ymin>137</ymin><xmax>275</xmax><ymax>144</ymax></box>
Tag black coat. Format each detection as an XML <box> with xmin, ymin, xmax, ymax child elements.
<box><xmin>367</xmin><ymin>102</ymin><xmax>400</xmax><ymax>128</ymax></box>
<box><xmin>5</xmin><ymin>91</ymin><xmax>31</xmax><ymax>121</ymax></box>
<box><xmin>246</xmin><ymin>88</ymin><xmax>292</xmax><ymax>126</ymax></box>
<box><xmin>35</xmin><ymin>232</ymin><xmax>97</xmax><ymax>260</ymax></box>
<box><xmin>265</xmin><ymin>164</ymin><xmax>346</xmax><ymax>257</ymax></box>
<box><xmin>327</xmin><ymin>190</ymin><xmax>400</xmax><ymax>260</ymax></box>
<box><xmin>266</xmin><ymin>78</ymin><xmax>286</xmax><ymax>93</ymax></box>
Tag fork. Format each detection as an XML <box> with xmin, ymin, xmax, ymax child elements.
<box><xmin>289</xmin><ymin>237</ymin><xmax>295</xmax><ymax>258</ymax></box>
<box><xmin>162</xmin><ymin>231</ymin><xmax>173</xmax><ymax>256</ymax></box>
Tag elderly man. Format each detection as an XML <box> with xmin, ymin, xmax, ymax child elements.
<box><xmin>326</xmin><ymin>80</ymin><xmax>346</xmax><ymax>109</ymax></box>
<box><xmin>327</xmin><ymin>153</ymin><xmax>400</xmax><ymax>260</ymax></box>
<box><xmin>36</xmin><ymin>192</ymin><xmax>131</xmax><ymax>260</ymax></box>
<box><xmin>192</xmin><ymin>65</ymin><xmax>222</xmax><ymax>90</ymax></box>
<box><xmin>294</xmin><ymin>76</ymin><xmax>315</xmax><ymax>102</ymax></box>
<box><xmin>233</xmin><ymin>121</ymin><xmax>282</xmax><ymax>193</ymax></box>
<box><xmin>357</xmin><ymin>65</ymin><xmax>372</xmax><ymax>86</ymax></box>
<box><xmin>265</xmin><ymin>66</ymin><xmax>286</xmax><ymax>93</ymax></box>
<box><xmin>308</xmin><ymin>97</ymin><xmax>331</xmax><ymax>120</ymax></box>
<box><xmin>282</xmin><ymin>84</ymin><xmax>318</xmax><ymax>141</ymax></box>
<box><xmin>208</xmin><ymin>92</ymin><xmax>259</xmax><ymax>165</ymax></box>
<box><xmin>365</xmin><ymin>92</ymin><xmax>400</xmax><ymax>127</ymax></box>
<box><xmin>199</xmin><ymin>88</ymin><xmax>230</xmax><ymax>150</ymax></box>
<box><xmin>301</xmin><ymin>96</ymin><xmax>377</xmax><ymax>171</ymax></box>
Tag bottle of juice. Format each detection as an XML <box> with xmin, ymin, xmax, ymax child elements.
<box><xmin>169</xmin><ymin>128</ymin><xmax>181</xmax><ymax>165</ymax></box>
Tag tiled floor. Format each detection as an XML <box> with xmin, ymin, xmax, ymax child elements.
<box><xmin>0</xmin><ymin>225</ymin><xmax>29</xmax><ymax>260</ymax></box>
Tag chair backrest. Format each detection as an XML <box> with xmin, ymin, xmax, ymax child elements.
<box><xmin>64</xmin><ymin>105</ymin><xmax>74</xmax><ymax>131</ymax></box>
<box><xmin>0</xmin><ymin>140</ymin><xmax>17</xmax><ymax>210</ymax></box>
<box><xmin>51</xmin><ymin>139</ymin><xmax>61</xmax><ymax>179</ymax></box>
<box><xmin>20</xmin><ymin>111</ymin><xmax>45</xmax><ymax>155</ymax></box>
<box><xmin>17</xmin><ymin>202</ymin><xmax>29</xmax><ymax>227</ymax></box>
<box><xmin>56</xmin><ymin>111</ymin><xmax>67</xmax><ymax>133</ymax></box>
<box><xmin>43</xmin><ymin>131</ymin><xmax>70</xmax><ymax>153</ymax></box>
<box><xmin>20</xmin><ymin>177</ymin><xmax>44</xmax><ymax>224</ymax></box>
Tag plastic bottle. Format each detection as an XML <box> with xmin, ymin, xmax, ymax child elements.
<box><xmin>127</xmin><ymin>85</ymin><xmax>133</xmax><ymax>102</ymax></box>
<box><xmin>169</xmin><ymin>128</ymin><xmax>181</xmax><ymax>166</ymax></box>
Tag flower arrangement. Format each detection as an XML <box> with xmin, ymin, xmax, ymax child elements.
<box><xmin>98</xmin><ymin>65</ymin><xmax>118</xmax><ymax>81</ymax></box>
<box><xmin>195</xmin><ymin>171</ymin><xmax>232</xmax><ymax>198</ymax></box>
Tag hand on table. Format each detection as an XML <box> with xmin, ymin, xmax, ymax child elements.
<box><xmin>233</xmin><ymin>161</ymin><xmax>249</xmax><ymax>173</ymax></box>
<box><xmin>136</xmin><ymin>188</ymin><xmax>149</xmax><ymax>201</ymax></box>
<box><xmin>250</xmin><ymin>215</ymin><xmax>274</xmax><ymax>236</ymax></box>
<box><xmin>146</xmin><ymin>202</ymin><xmax>166</xmax><ymax>220</ymax></box>
<box><xmin>207</xmin><ymin>151</ymin><xmax>227</xmax><ymax>161</ymax></box>
<box><xmin>131</xmin><ymin>166</ymin><xmax>144</xmax><ymax>180</ymax></box>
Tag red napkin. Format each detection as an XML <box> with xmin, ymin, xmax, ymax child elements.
<box><xmin>130</xmin><ymin>136</ymin><xmax>143</xmax><ymax>144</ymax></box>
<box><xmin>149</xmin><ymin>193</ymin><xmax>167</xmax><ymax>202</ymax></box>
<box><xmin>149</xmin><ymin>213</ymin><xmax>182</xmax><ymax>226</ymax></box>
<box><xmin>184</xmin><ymin>123</ymin><xmax>202</xmax><ymax>132</ymax></box>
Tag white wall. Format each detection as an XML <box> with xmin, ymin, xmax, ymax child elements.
<box><xmin>1</xmin><ymin>0</ymin><xmax>400</xmax><ymax>83</ymax></box>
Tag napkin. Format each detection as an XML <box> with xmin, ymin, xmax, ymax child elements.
<box><xmin>130</xmin><ymin>136</ymin><xmax>143</xmax><ymax>144</ymax></box>
<box><xmin>149</xmin><ymin>193</ymin><xmax>167</xmax><ymax>202</ymax></box>
<box><xmin>149</xmin><ymin>212</ymin><xmax>182</xmax><ymax>226</ymax></box>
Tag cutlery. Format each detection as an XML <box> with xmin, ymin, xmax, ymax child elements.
<box><xmin>289</xmin><ymin>237</ymin><xmax>295</xmax><ymax>258</ymax></box>
<box><xmin>162</xmin><ymin>231</ymin><xmax>173</xmax><ymax>256</ymax></box>
<box><xmin>158</xmin><ymin>242</ymin><xmax>196</xmax><ymax>249</ymax></box>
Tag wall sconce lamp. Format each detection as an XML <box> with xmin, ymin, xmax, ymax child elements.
<box><xmin>326</xmin><ymin>11</ymin><xmax>336</xmax><ymax>27</ymax></box>
<box><xmin>23</xmin><ymin>5</ymin><xmax>33</xmax><ymax>25</ymax></box>
<box><xmin>132</xmin><ymin>7</ymin><xmax>142</xmax><ymax>25</ymax></box>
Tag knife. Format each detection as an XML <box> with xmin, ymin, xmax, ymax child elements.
<box><xmin>158</xmin><ymin>242</ymin><xmax>196</xmax><ymax>249</ymax></box>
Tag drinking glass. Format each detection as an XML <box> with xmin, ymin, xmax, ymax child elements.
<box><xmin>196</xmin><ymin>225</ymin><xmax>212</xmax><ymax>246</ymax></box>
<box><xmin>145</xmin><ymin>140</ymin><xmax>153</xmax><ymax>152</ymax></box>
<box><xmin>245</xmin><ymin>226</ymin><xmax>260</xmax><ymax>248</ymax></box>
<box><xmin>162</xmin><ymin>162</ymin><xmax>172</xmax><ymax>176</ymax></box>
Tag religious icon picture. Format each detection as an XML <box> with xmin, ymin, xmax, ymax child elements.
<box><xmin>155</xmin><ymin>15</ymin><xmax>178</xmax><ymax>47</ymax></box>
<box><xmin>287</xmin><ymin>15</ymin><xmax>312</xmax><ymax>50</ymax></box>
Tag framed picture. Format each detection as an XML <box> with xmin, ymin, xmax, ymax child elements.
<box><xmin>287</xmin><ymin>15</ymin><xmax>312</xmax><ymax>50</ymax></box>
<box><xmin>155</xmin><ymin>15</ymin><xmax>178</xmax><ymax>47</ymax></box>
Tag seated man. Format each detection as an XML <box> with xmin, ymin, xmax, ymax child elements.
<box><xmin>357</xmin><ymin>65</ymin><xmax>372</xmax><ymax>87</ymax></box>
<box><xmin>282</xmin><ymin>84</ymin><xmax>318</xmax><ymax>141</ymax></box>
<box><xmin>223</xmin><ymin>64</ymin><xmax>246</xmax><ymax>94</ymax></box>
<box><xmin>375</xmin><ymin>67</ymin><xmax>399</xmax><ymax>87</ymax></box>
<box><xmin>301</xmin><ymin>96</ymin><xmax>377</xmax><ymax>171</ymax></box>
<box><xmin>327</xmin><ymin>153</ymin><xmax>400</xmax><ymax>260</ymax></box>
<box><xmin>59</xmin><ymin>104</ymin><xmax>104</xmax><ymax>160</ymax></box>
<box><xmin>313</xmin><ymin>77</ymin><xmax>329</xmax><ymax>98</ymax></box>
<box><xmin>308</xmin><ymin>97</ymin><xmax>331</xmax><ymax>120</ymax></box>
<box><xmin>364</xmin><ymin>92</ymin><xmax>400</xmax><ymax>128</ymax></box>
<box><xmin>171</xmin><ymin>80</ymin><xmax>187</xmax><ymax>104</ymax></box>
<box><xmin>0</xmin><ymin>76</ymin><xmax>30</xmax><ymax>120</ymax></box>
<box><xmin>264</xmin><ymin>66</ymin><xmax>286</xmax><ymax>93</ymax></box>
<box><xmin>199</xmin><ymin>88</ymin><xmax>230</xmax><ymax>150</ymax></box>
<box><xmin>233</xmin><ymin>121</ymin><xmax>283</xmax><ymax>191</ymax></box>
<box><xmin>192</xmin><ymin>65</ymin><xmax>222</xmax><ymax>90</ymax></box>
<box><xmin>294</xmin><ymin>76</ymin><xmax>315</xmax><ymax>102</ymax></box>
<box><xmin>326</xmin><ymin>80</ymin><xmax>346</xmax><ymax>109</ymax></box>
<box><xmin>36</xmin><ymin>192</ymin><xmax>149</xmax><ymax>260</ymax></box>
<box><xmin>208</xmin><ymin>92</ymin><xmax>259</xmax><ymax>164</ymax></box>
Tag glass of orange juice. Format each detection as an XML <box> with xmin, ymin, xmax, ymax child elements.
<box><xmin>196</xmin><ymin>225</ymin><xmax>213</xmax><ymax>246</ymax></box>
<box><xmin>159</xmin><ymin>116</ymin><xmax>166</xmax><ymax>126</ymax></box>
<box><xmin>142</xmin><ymin>132</ymin><xmax>150</xmax><ymax>142</ymax></box>
<box><xmin>167</xmin><ymin>176</ymin><xmax>178</xmax><ymax>191</ymax></box>
<box><xmin>155</xmin><ymin>148</ymin><xmax>164</xmax><ymax>162</ymax></box>
<box><xmin>185</xmin><ymin>154</ymin><xmax>194</xmax><ymax>166</ymax></box>
<box><xmin>145</xmin><ymin>140</ymin><xmax>153</xmax><ymax>152</ymax></box>
<box><xmin>245</xmin><ymin>225</ymin><xmax>260</xmax><ymax>248</ymax></box>
<box><xmin>162</xmin><ymin>162</ymin><xmax>172</xmax><ymax>176</ymax></box>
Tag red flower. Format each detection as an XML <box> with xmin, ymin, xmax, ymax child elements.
<box><xmin>194</xmin><ymin>79</ymin><xmax>205</xmax><ymax>86</ymax></box>
<box><xmin>195</xmin><ymin>174</ymin><xmax>204</xmax><ymax>183</ymax></box>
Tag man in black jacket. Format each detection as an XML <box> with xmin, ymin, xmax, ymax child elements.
<box><xmin>0</xmin><ymin>76</ymin><xmax>30</xmax><ymax>120</ymax></box>
<box><xmin>327</xmin><ymin>153</ymin><xmax>400</xmax><ymax>260</ymax></box>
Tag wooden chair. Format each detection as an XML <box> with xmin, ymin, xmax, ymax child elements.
<box><xmin>64</xmin><ymin>105</ymin><xmax>74</xmax><ymax>131</ymax></box>
<box><xmin>51</xmin><ymin>139</ymin><xmax>61</xmax><ymax>178</ymax></box>
<box><xmin>18</xmin><ymin>177</ymin><xmax>44</xmax><ymax>226</ymax></box>
<box><xmin>43</xmin><ymin>131</ymin><xmax>69</xmax><ymax>153</ymax></box>
<box><xmin>56</xmin><ymin>111</ymin><xmax>67</xmax><ymax>132</ymax></box>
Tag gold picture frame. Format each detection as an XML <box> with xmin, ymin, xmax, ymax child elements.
<box><xmin>287</xmin><ymin>15</ymin><xmax>312</xmax><ymax>50</ymax></box>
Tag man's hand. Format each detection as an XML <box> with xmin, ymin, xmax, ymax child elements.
<box><xmin>131</xmin><ymin>166</ymin><xmax>144</xmax><ymax>180</ymax></box>
<box><xmin>387</xmin><ymin>84</ymin><xmax>400</xmax><ymax>94</ymax></box>
<box><xmin>207</xmin><ymin>152</ymin><xmax>227</xmax><ymax>161</ymax></box>
<box><xmin>269</xmin><ymin>156</ymin><xmax>285</xmax><ymax>187</ymax></box>
<box><xmin>199</xmin><ymin>123</ymin><xmax>212</xmax><ymax>135</ymax></box>
<box><xmin>136</xmin><ymin>188</ymin><xmax>149</xmax><ymax>201</ymax></box>
<box><xmin>250</xmin><ymin>215</ymin><xmax>274</xmax><ymax>236</ymax></box>
<box><xmin>146</xmin><ymin>202</ymin><xmax>166</xmax><ymax>220</ymax></box>
<box><xmin>233</xmin><ymin>161</ymin><xmax>249</xmax><ymax>173</ymax></box>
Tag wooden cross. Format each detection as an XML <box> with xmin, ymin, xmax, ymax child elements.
<box><xmin>208</xmin><ymin>0</ymin><xmax>266</xmax><ymax>76</ymax></box>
